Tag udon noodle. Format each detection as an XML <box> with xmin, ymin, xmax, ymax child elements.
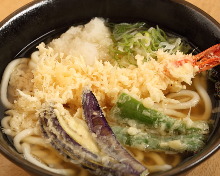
<box><xmin>0</xmin><ymin>18</ymin><xmax>212</xmax><ymax>175</ymax></box>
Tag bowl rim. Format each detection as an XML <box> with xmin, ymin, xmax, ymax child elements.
<box><xmin>0</xmin><ymin>0</ymin><xmax>220</xmax><ymax>176</ymax></box>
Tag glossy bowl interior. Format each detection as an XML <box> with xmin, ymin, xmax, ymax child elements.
<box><xmin>0</xmin><ymin>0</ymin><xmax>220</xmax><ymax>176</ymax></box>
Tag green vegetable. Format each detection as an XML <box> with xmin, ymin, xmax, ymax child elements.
<box><xmin>112</xmin><ymin>126</ymin><xmax>206</xmax><ymax>153</ymax></box>
<box><xmin>109</xmin><ymin>22</ymin><xmax>191</xmax><ymax>67</ymax></box>
<box><xmin>111</xmin><ymin>93</ymin><xmax>209</xmax><ymax>135</ymax></box>
<box><xmin>112</xmin><ymin>22</ymin><xmax>146</xmax><ymax>41</ymax></box>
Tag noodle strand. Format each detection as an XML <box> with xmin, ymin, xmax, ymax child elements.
<box><xmin>194</xmin><ymin>76</ymin><xmax>212</xmax><ymax>120</ymax></box>
<box><xmin>22</xmin><ymin>143</ymin><xmax>75</xmax><ymax>175</ymax></box>
<box><xmin>13</xmin><ymin>128</ymin><xmax>37</xmax><ymax>153</ymax></box>
<box><xmin>0</xmin><ymin>58</ymin><xmax>29</xmax><ymax>109</ymax></box>
<box><xmin>166</xmin><ymin>90</ymin><xmax>200</xmax><ymax>109</ymax></box>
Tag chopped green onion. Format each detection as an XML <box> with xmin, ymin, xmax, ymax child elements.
<box><xmin>109</xmin><ymin>22</ymin><xmax>192</xmax><ymax>67</ymax></box>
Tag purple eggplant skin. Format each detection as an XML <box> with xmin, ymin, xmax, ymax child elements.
<box><xmin>82</xmin><ymin>89</ymin><xmax>148</xmax><ymax>176</ymax></box>
<box><xmin>39</xmin><ymin>104</ymin><xmax>136</xmax><ymax>176</ymax></box>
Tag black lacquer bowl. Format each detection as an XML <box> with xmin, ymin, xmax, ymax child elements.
<box><xmin>0</xmin><ymin>0</ymin><xmax>220</xmax><ymax>176</ymax></box>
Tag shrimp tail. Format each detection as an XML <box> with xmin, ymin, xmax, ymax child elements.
<box><xmin>194</xmin><ymin>44</ymin><xmax>220</xmax><ymax>72</ymax></box>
